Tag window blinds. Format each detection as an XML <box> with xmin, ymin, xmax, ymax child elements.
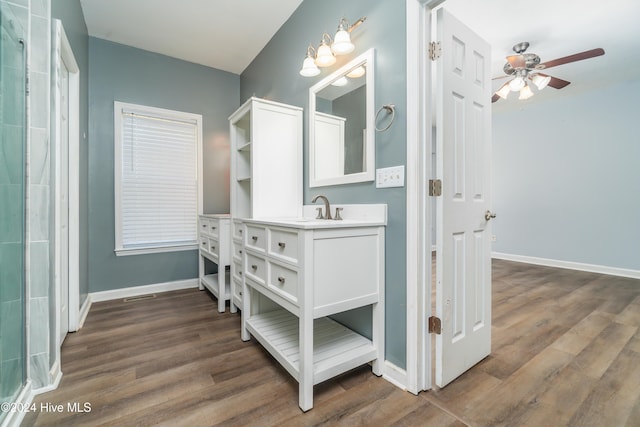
<box><xmin>119</xmin><ymin>110</ymin><xmax>198</xmax><ymax>249</ymax></box>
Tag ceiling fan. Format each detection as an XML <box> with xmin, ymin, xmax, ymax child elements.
<box><xmin>492</xmin><ymin>42</ymin><xmax>604</xmax><ymax>102</ymax></box>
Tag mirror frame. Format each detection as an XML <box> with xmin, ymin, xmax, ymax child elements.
<box><xmin>308</xmin><ymin>48</ymin><xmax>375</xmax><ymax>187</ymax></box>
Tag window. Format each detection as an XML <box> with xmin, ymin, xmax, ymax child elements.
<box><xmin>114</xmin><ymin>101</ymin><xmax>202</xmax><ymax>256</ymax></box>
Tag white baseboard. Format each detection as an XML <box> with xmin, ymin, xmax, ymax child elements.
<box><xmin>492</xmin><ymin>252</ymin><xmax>640</xmax><ymax>280</ymax></box>
<box><xmin>78</xmin><ymin>294</ymin><xmax>92</xmax><ymax>329</ymax></box>
<box><xmin>1</xmin><ymin>380</ymin><xmax>33</xmax><ymax>427</ymax></box>
<box><xmin>90</xmin><ymin>278</ymin><xmax>199</xmax><ymax>303</ymax></box>
<box><xmin>32</xmin><ymin>363</ymin><xmax>63</xmax><ymax>396</ymax></box>
<box><xmin>382</xmin><ymin>360</ymin><xmax>408</xmax><ymax>391</ymax></box>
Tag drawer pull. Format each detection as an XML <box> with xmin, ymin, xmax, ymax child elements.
<box><xmin>277</xmin><ymin>276</ymin><xmax>286</xmax><ymax>284</ymax></box>
<box><xmin>251</xmin><ymin>264</ymin><xmax>258</xmax><ymax>270</ymax></box>
<box><xmin>211</xmin><ymin>226</ymin><xmax>216</xmax><ymax>230</ymax></box>
<box><xmin>239</xmin><ymin>229</ymin><xmax>243</xmax><ymax>234</ymax></box>
<box><xmin>239</xmin><ymin>291</ymin><xmax>243</xmax><ymax>296</ymax></box>
<box><xmin>211</xmin><ymin>246</ymin><xmax>216</xmax><ymax>251</ymax></box>
<box><xmin>201</xmin><ymin>242</ymin><xmax>206</xmax><ymax>246</ymax></box>
<box><xmin>278</xmin><ymin>242</ymin><xmax>286</xmax><ymax>249</ymax></box>
<box><xmin>239</xmin><ymin>271</ymin><xmax>242</xmax><ymax>276</ymax></box>
<box><xmin>201</xmin><ymin>224</ymin><xmax>207</xmax><ymax>228</ymax></box>
<box><xmin>239</xmin><ymin>250</ymin><xmax>242</xmax><ymax>254</ymax></box>
<box><xmin>251</xmin><ymin>236</ymin><xmax>258</xmax><ymax>242</ymax></box>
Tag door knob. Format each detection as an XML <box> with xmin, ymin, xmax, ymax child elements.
<box><xmin>485</xmin><ymin>210</ymin><xmax>497</xmax><ymax>221</ymax></box>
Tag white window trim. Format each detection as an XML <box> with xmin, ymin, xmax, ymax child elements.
<box><xmin>114</xmin><ymin>101</ymin><xmax>203</xmax><ymax>256</ymax></box>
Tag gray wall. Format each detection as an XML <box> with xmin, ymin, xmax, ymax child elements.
<box><xmin>241</xmin><ymin>0</ymin><xmax>408</xmax><ymax>369</ymax></box>
<box><xmin>492</xmin><ymin>78</ymin><xmax>640</xmax><ymax>271</ymax></box>
<box><xmin>51</xmin><ymin>0</ymin><xmax>90</xmax><ymax>319</ymax></box>
<box><xmin>88</xmin><ymin>37</ymin><xmax>239</xmax><ymax>292</ymax></box>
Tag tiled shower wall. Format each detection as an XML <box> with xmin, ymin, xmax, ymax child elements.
<box><xmin>28</xmin><ymin>0</ymin><xmax>52</xmax><ymax>389</ymax></box>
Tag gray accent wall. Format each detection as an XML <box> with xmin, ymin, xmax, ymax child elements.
<box><xmin>240</xmin><ymin>0</ymin><xmax>408</xmax><ymax>369</ymax></box>
<box><xmin>88</xmin><ymin>37</ymin><xmax>239</xmax><ymax>292</ymax></box>
<box><xmin>492</xmin><ymin>78</ymin><xmax>640</xmax><ymax>272</ymax></box>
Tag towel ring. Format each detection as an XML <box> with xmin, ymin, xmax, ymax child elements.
<box><xmin>375</xmin><ymin>104</ymin><xmax>396</xmax><ymax>132</ymax></box>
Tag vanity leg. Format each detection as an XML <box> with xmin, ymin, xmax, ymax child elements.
<box><xmin>217</xmin><ymin>265</ymin><xmax>225</xmax><ymax>313</ymax></box>
<box><xmin>298</xmin><ymin>310</ymin><xmax>314</xmax><ymax>412</ymax></box>
<box><xmin>198</xmin><ymin>255</ymin><xmax>204</xmax><ymax>291</ymax></box>
<box><xmin>240</xmin><ymin>281</ymin><xmax>250</xmax><ymax>342</ymax></box>
<box><xmin>371</xmin><ymin>300</ymin><xmax>383</xmax><ymax>376</ymax></box>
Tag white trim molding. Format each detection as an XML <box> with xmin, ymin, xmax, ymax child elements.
<box><xmin>77</xmin><ymin>294</ymin><xmax>92</xmax><ymax>330</ymax></box>
<box><xmin>90</xmin><ymin>278</ymin><xmax>199</xmax><ymax>303</ymax></box>
<box><xmin>1</xmin><ymin>381</ymin><xmax>33</xmax><ymax>427</ymax></box>
<box><xmin>383</xmin><ymin>360</ymin><xmax>409</xmax><ymax>391</ymax></box>
<box><xmin>492</xmin><ymin>252</ymin><xmax>640</xmax><ymax>280</ymax></box>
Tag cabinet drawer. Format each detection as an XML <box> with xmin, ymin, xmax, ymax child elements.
<box><xmin>199</xmin><ymin>218</ymin><xmax>210</xmax><ymax>235</ymax></box>
<box><xmin>245</xmin><ymin>253</ymin><xmax>266</xmax><ymax>285</ymax></box>
<box><xmin>232</xmin><ymin>221</ymin><xmax>244</xmax><ymax>240</ymax></box>
<box><xmin>199</xmin><ymin>235</ymin><xmax>209</xmax><ymax>252</ymax></box>
<box><xmin>232</xmin><ymin>260</ymin><xmax>243</xmax><ymax>282</ymax></box>
<box><xmin>233</xmin><ymin>241</ymin><xmax>243</xmax><ymax>261</ymax></box>
<box><xmin>232</xmin><ymin>277</ymin><xmax>243</xmax><ymax>300</ymax></box>
<box><xmin>269</xmin><ymin>262</ymin><xmax>298</xmax><ymax>302</ymax></box>
<box><xmin>268</xmin><ymin>228</ymin><xmax>299</xmax><ymax>264</ymax></box>
<box><xmin>245</xmin><ymin>225</ymin><xmax>266</xmax><ymax>252</ymax></box>
<box><xmin>208</xmin><ymin>238</ymin><xmax>220</xmax><ymax>259</ymax></box>
<box><xmin>208</xmin><ymin>220</ymin><xmax>220</xmax><ymax>238</ymax></box>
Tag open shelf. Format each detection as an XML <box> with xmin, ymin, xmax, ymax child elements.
<box><xmin>237</xmin><ymin>142</ymin><xmax>252</xmax><ymax>152</ymax></box>
<box><xmin>201</xmin><ymin>271</ymin><xmax>231</xmax><ymax>299</ymax></box>
<box><xmin>246</xmin><ymin>308</ymin><xmax>376</xmax><ymax>385</ymax></box>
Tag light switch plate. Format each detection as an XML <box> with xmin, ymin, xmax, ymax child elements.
<box><xmin>376</xmin><ymin>165</ymin><xmax>405</xmax><ymax>188</ymax></box>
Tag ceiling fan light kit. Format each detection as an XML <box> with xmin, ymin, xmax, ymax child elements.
<box><xmin>492</xmin><ymin>42</ymin><xmax>605</xmax><ymax>103</ymax></box>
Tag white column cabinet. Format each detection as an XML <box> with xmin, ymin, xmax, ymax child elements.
<box><xmin>198</xmin><ymin>214</ymin><xmax>232</xmax><ymax>312</ymax></box>
<box><xmin>229</xmin><ymin>97</ymin><xmax>303</xmax><ymax>311</ymax></box>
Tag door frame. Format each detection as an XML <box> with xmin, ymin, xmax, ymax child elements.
<box><xmin>52</xmin><ymin>20</ymin><xmax>80</xmax><ymax>362</ymax></box>
<box><xmin>405</xmin><ymin>0</ymin><xmax>447</xmax><ymax>394</ymax></box>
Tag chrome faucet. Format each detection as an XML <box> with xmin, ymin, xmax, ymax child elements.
<box><xmin>311</xmin><ymin>195</ymin><xmax>332</xmax><ymax>220</ymax></box>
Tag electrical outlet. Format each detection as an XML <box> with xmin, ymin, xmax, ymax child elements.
<box><xmin>376</xmin><ymin>166</ymin><xmax>405</xmax><ymax>188</ymax></box>
<box><xmin>491</xmin><ymin>235</ymin><xmax>497</xmax><ymax>242</ymax></box>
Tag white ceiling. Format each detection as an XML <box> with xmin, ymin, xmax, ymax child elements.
<box><xmin>79</xmin><ymin>0</ymin><xmax>640</xmax><ymax>107</ymax></box>
<box><xmin>79</xmin><ymin>0</ymin><xmax>303</xmax><ymax>74</ymax></box>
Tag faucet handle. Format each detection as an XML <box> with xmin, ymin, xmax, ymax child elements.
<box><xmin>334</xmin><ymin>207</ymin><xmax>343</xmax><ymax>220</ymax></box>
<box><xmin>315</xmin><ymin>207</ymin><xmax>324</xmax><ymax>219</ymax></box>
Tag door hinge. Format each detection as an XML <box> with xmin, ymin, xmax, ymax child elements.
<box><xmin>428</xmin><ymin>316</ymin><xmax>442</xmax><ymax>334</ymax></box>
<box><xmin>429</xmin><ymin>41</ymin><xmax>441</xmax><ymax>61</ymax></box>
<box><xmin>429</xmin><ymin>179</ymin><xmax>442</xmax><ymax>196</ymax></box>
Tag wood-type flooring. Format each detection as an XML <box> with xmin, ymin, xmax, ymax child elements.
<box><xmin>23</xmin><ymin>260</ymin><xmax>640</xmax><ymax>426</ymax></box>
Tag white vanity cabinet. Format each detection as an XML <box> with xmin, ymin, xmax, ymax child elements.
<box><xmin>198</xmin><ymin>215</ymin><xmax>232</xmax><ymax>313</ymax></box>
<box><xmin>240</xmin><ymin>207</ymin><xmax>386</xmax><ymax>412</ymax></box>
<box><xmin>229</xmin><ymin>97</ymin><xmax>303</xmax><ymax>310</ymax></box>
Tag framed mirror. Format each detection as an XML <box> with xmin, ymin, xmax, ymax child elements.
<box><xmin>309</xmin><ymin>48</ymin><xmax>375</xmax><ymax>187</ymax></box>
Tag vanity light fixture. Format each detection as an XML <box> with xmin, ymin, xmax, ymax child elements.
<box><xmin>331</xmin><ymin>76</ymin><xmax>349</xmax><ymax>87</ymax></box>
<box><xmin>299</xmin><ymin>45</ymin><xmax>321</xmax><ymax>77</ymax></box>
<box><xmin>299</xmin><ymin>16</ymin><xmax>367</xmax><ymax>78</ymax></box>
<box><xmin>315</xmin><ymin>33</ymin><xmax>336</xmax><ymax>67</ymax></box>
<box><xmin>346</xmin><ymin>66</ymin><xmax>365</xmax><ymax>78</ymax></box>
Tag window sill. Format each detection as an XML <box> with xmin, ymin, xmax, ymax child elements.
<box><xmin>115</xmin><ymin>244</ymin><xmax>198</xmax><ymax>257</ymax></box>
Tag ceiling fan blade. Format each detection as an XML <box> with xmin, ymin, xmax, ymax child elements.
<box><xmin>492</xmin><ymin>75</ymin><xmax>510</xmax><ymax>80</ymax></box>
<box><xmin>538</xmin><ymin>73</ymin><xmax>571</xmax><ymax>89</ymax></box>
<box><xmin>539</xmin><ymin>48</ymin><xmax>604</xmax><ymax>70</ymax></box>
<box><xmin>491</xmin><ymin>93</ymin><xmax>501</xmax><ymax>103</ymax></box>
<box><xmin>506</xmin><ymin>54</ymin><xmax>525</xmax><ymax>69</ymax></box>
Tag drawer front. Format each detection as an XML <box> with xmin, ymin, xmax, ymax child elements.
<box><xmin>232</xmin><ymin>277</ymin><xmax>243</xmax><ymax>300</ymax></box>
<box><xmin>199</xmin><ymin>235</ymin><xmax>209</xmax><ymax>252</ymax></box>
<box><xmin>232</xmin><ymin>220</ymin><xmax>244</xmax><ymax>240</ymax></box>
<box><xmin>208</xmin><ymin>219</ymin><xmax>220</xmax><ymax>238</ymax></box>
<box><xmin>245</xmin><ymin>253</ymin><xmax>266</xmax><ymax>285</ymax></box>
<box><xmin>268</xmin><ymin>228</ymin><xmax>299</xmax><ymax>264</ymax></box>
<box><xmin>232</xmin><ymin>241</ymin><xmax>243</xmax><ymax>261</ymax></box>
<box><xmin>199</xmin><ymin>218</ymin><xmax>210</xmax><ymax>236</ymax></box>
<box><xmin>232</xmin><ymin>260</ymin><xmax>243</xmax><ymax>282</ymax></box>
<box><xmin>269</xmin><ymin>262</ymin><xmax>298</xmax><ymax>302</ymax></box>
<box><xmin>245</xmin><ymin>225</ymin><xmax>267</xmax><ymax>252</ymax></box>
<box><xmin>208</xmin><ymin>238</ymin><xmax>220</xmax><ymax>259</ymax></box>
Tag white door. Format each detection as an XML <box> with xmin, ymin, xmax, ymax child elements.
<box><xmin>434</xmin><ymin>8</ymin><xmax>493</xmax><ymax>387</ymax></box>
<box><xmin>59</xmin><ymin>58</ymin><xmax>70</xmax><ymax>345</ymax></box>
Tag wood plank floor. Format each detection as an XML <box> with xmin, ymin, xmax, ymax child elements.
<box><xmin>23</xmin><ymin>260</ymin><xmax>640</xmax><ymax>426</ymax></box>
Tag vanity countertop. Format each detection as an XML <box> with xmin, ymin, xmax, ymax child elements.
<box><xmin>200</xmin><ymin>213</ymin><xmax>231</xmax><ymax>219</ymax></box>
<box><xmin>241</xmin><ymin>203</ymin><xmax>387</xmax><ymax>229</ymax></box>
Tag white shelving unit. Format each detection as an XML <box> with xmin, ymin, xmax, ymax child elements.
<box><xmin>229</xmin><ymin>97</ymin><xmax>303</xmax><ymax>311</ymax></box>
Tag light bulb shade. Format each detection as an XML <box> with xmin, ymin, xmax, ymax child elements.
<box><xmin>346</xmin><ymin>66</ymin><xmax>365</xmax><ymax>78</ymax></box>
<box><xmin>315</xmin><ymin>42</ymin><xmax>336</xmax><ymax>67</ymax></box>
<box><xmin>331</xmin><ymin>76</ymin><xmax>349</xmax><ymax>87</ymax></box>
<box><xmin>519</xmin><ymin>84</ymin><xmax>534</xmax><ymax>100</ymax></box>
<box><xmin>299</xmin><ymin>55</ymin><xmax>320</xmax><ymax>77</ymax></box>
<box><xmin>509</xmin><ymin>76</ymin><xmax>525</xmax><ymax>91</ymax></box>
<box><xmin>332</xmin><ymin>29</ymin><xmax>354</xmax><ymax>55</ymax></box>
<box><xmin>531</xmin><ymin>74</ymin><xmax>551</xmax><ymax>90</ymax></box>
<box><xmin>496</xmin><ymin>84</ymin><xmax>511</xmax><ymax>100</ymax></box>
